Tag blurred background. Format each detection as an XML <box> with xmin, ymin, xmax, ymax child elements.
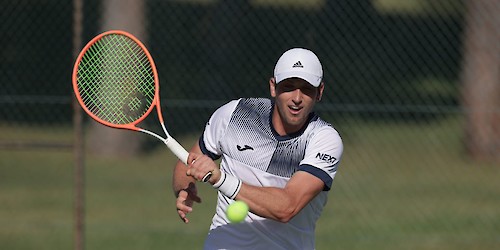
<box><xmin>1</xmin><ymin>0</ymin><xmax>499</xmax><ymax>249</ymax></box>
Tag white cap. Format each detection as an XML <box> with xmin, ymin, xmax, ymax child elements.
<box><xmin>274</xmin><ymin>48</ymin><xmax>323</xmax><ymax>87</ymax></box>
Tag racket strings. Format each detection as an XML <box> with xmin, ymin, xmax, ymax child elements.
<box><xmin>76</xmin><ymin>34</ymin><xmax>156</xmax><ymax>125</ymax></box>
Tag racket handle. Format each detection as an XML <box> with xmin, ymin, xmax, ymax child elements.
<box><xmin>165</xmin><ymin>136</ymin><xmax>212</xmax><ymax>183</ymax></box>
<box><xmin>165</xmin><ymin>137</ymin><xmax>189</xmax><ymax>165</ymax></box>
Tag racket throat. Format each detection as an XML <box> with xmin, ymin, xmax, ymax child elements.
<box><xmin>138</xmin><ymin>128</ymin><xmax>189</xmax><ymax>165</ymax></box>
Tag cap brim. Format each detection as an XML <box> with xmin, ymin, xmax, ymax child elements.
<box><xmin>275</xmin><ymin>71</ymin><xmax>322</xmax><ymax>87</ymax></box>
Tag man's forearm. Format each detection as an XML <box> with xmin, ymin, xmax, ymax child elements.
<box><xmin>235</xmin><ymin>171</ymin><xmax>324</xmax><ymax>223</ymax></box>
<box><xmin>172</xmin><ymin>160</ymin><xmax>196</xmax><ymax>196</ymax></box>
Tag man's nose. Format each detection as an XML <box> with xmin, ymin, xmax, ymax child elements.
<box><xmin>292</xmin><ymin>89</ymin><xmax>302</xmax><ymax>103</ymax></box>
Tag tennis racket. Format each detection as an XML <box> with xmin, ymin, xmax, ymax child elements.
<box><xmin>72</xmin><ymin>30</ymin><xmax>211</xmax><ymax>182</ymax></box>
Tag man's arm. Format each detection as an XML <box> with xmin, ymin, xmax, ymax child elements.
<box><xmin>236</xmin><ymin>171</ymin><xmax>324</xmax><ymax>223</ymax></box>
<box><xmin>187</xmin><ymin>153</ymin><xmax>325</xmax><ymax>223</ymax></box>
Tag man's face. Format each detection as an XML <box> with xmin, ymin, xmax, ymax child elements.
<box><xmin>270</xmin><ymin>77</ymin><xmax>323</xmax><ymax>135</ymax></box>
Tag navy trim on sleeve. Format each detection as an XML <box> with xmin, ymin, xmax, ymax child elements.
<box><xmin>298</xmin><ymin>164</ymin><xmax>333</xmax><ymax>191</ymax></box>
<box><xmin>198</xmin><ymin>136</ymin><xmax>221</xmax><ymax>160</ymax></box>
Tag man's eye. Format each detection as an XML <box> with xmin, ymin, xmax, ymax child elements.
<box><xmin>301</xmin><ymin>87</ymin><xmax>315</xmax><ymax>93</ymax></box>
<box><xmin>280</xmin><ymin>85</ymin><xmax>294</xmax><ymax>92</ymax></box>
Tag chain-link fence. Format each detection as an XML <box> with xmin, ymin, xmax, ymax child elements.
<box><xmin>1</xmin><ymin>0</ymin><xmax>499</xmax><ymax>249</ymax></box>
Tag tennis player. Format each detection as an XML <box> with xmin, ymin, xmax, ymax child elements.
<box><xmin>173</xmin><ymin>48</ymin><xmax>343</xmax><ymax>249</ymax></box>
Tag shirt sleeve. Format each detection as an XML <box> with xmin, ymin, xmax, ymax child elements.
<box><xmin>199</xmin><ymin>99</ymin><xmax>241</xmax><ymax>160</ymax></box>
<box><xmin>298</xmin><ymin>126</ymin><xmax>343</xmax><ymax>191</ymax></box>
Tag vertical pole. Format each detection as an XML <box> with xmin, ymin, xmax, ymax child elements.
<box><xmin>72</xmin><ymin>0</ymin><xmax>85</xmax><ymax>249</ymax></box>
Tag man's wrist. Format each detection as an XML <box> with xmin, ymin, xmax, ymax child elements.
<box><xmin>212</xmin><ymin>171</ymin><xmax>242</xmax><ymax>200</ymax></box>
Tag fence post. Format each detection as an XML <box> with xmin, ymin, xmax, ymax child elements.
<box><xmin>72</xmin><ymin>0</ymin><xmax>85</xmax><ymax>249</ymax></box>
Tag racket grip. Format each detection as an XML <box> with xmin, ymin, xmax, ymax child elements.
<box><xmin>165</xmin><ymin>137</ymin><xmax>189</xmax><ymax>165</ymax></box>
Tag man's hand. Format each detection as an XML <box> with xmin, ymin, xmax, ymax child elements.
<box><xmin>175</xmin><ymin>182</ymin><xmax>201</xmax><ymax>223</ymax></box>
<box><xmin>186</xmin><ymin>153</ymin><xmax>221</xmax><ymax>185</ymax></box>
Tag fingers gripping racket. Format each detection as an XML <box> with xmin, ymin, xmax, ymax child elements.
<box><xmin>72</xmin><ymin>30</ymin><xmax>211</xmax><ymax>182</ymax></box>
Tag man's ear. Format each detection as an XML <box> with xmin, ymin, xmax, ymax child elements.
<box><xmin>317</xmin><ymin>82</ymin><xmax>325</xmax><ymax>102</ymax></box>
<box><xmin>269</xmin><ymin>77</ymin><xmax>277</xmax><ymax>98</ymax></box>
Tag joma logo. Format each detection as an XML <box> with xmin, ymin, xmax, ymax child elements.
<box><xmin>315</xmin><ymin>153</ymin><xmax>337</xmax><ymax>164</ymax></box>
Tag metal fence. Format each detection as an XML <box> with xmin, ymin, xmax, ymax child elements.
<box><xmin>1</xmin><ymin>0</ymin><xmax>499</xmax><ymax>249</ymax></box>
<box><xmin>1</xmin><ymin>0</ymin><xmax>472</xmax><ymax>131</ymax></box>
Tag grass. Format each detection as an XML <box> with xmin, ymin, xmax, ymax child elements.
<box><xmin>0</xmin><ymin>117</ymin><xmax>499</xmax><ymax>249</ymax></box>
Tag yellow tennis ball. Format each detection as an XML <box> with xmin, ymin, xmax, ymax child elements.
<box><xmin>226</xmin><ymin>201</ymin><xmax>249</xmax><ymax>223</ymax></box>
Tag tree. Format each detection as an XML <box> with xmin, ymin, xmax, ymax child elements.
<box><xmin>88</xmin><ymin>0</ymin><xmax>146</xmax><ymax>155</ymax></box>
<box><xmin>461</xmin><ymin>0</ymin><xmax>500</xmax><ymax>161</ymax></box>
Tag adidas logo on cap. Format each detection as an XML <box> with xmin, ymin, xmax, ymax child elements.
<box><xmin>292</xmin><ymin>61</ymin><xmax>303</xmax><ymax>68</ymax></box>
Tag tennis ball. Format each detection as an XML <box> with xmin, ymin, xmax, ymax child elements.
<box><xmin>226</xmin><ymin>201</ymin><xmax>249</xmax><ymax>223</ymax></box>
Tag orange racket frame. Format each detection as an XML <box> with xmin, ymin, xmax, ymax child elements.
<box><xmin>72</xmin><ymin>30</ymin><xmax>205</xmax><ymax>174</ymax></box>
